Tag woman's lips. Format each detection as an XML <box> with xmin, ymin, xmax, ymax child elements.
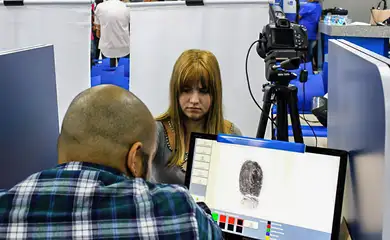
<box><xmin>187</xmin><ymin>107</ymin><xmax>201</xmax><ymax>112</ymax></box>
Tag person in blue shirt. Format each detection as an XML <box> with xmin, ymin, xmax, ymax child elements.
<box><xmin>299</xmin><ymin>0</ymin><xmax>322</xmax><ymax>66</ymax></box>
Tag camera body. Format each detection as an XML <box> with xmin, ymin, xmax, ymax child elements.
<box><xmin>257</xmin><ymin>5</ymin><xmax>309</xmax><ymax>61</ymax></box>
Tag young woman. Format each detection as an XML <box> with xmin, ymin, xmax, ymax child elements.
<box><xmin>152</xmin><ymin>49</ymin><xmax>241</xmax><ymax>185</ymax></box>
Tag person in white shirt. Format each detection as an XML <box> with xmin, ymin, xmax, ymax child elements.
<box><xmin>94</xmin><ymin>0</ymin><xmax>130</xmax><ymax>67</ymax></box>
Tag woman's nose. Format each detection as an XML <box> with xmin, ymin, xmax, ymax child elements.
<box><xmin>189</xmin><ymin>92</ymin><xmax>200</xmax><ymax>103</ymax></box>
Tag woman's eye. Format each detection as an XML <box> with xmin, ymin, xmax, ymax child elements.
<box><xmin>182</xmin><ymin>88</ymin><xmax>191</xmax><ymax>93</ymax></box>
<box><xmin>199</xmin><ymin>88</ymin><xmax>209</xmax><ymax>94</ymax></box>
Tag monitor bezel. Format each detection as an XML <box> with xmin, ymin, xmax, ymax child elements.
<box><xmin>185</xmin><ymin>132</ymin><xmax>348</xmax><ymax>240</ymax></box>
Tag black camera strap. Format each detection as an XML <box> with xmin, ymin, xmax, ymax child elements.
<box><xmin>295</xmin><ymin>0</ymin><xmax>300</xmax><ymax>23</ymax></box>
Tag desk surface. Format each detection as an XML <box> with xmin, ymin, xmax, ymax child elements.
<box><xmin>319</xmin><ymin>22</ymin><xmax>390</xmax><ymax>38</ymax></box>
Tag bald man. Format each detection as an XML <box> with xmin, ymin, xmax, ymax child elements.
<box><xmin>0</xmin><ymin>85</ymin><xmax>222</xmax><ymax>239</ymax></box>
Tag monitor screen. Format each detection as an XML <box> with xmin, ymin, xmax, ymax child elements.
<box><xmin>185</xmin><ymin>134</ymin><xmax>347</xmax><ymax>240</ymax></box>
<box><xmin>271</xmin><ymin>28</ymin><xmax>295</xmax><ymax>48</ymax></box>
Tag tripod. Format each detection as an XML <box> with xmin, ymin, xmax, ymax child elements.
<box><xmin>256</xmin><ymin>83</ymin><xmax>303</xmax><ymax>143</ymax></box>
<box><xmin>255</xmin><ymin>56</ymin><xmax>304</xmax><ymax>143</ymax></box>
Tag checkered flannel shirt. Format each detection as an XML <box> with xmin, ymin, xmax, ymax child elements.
<box><xmin>0</xmin><ymin>161</ymin><xmax>223</xmax><ymax>239</ymax></box>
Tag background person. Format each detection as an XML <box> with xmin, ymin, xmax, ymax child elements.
<box><xmin>94</xmin><ymin>0</ymin><xmax>130</xmax><ymax>67</ymax></box>
<box><xmin>152</xmin><ymin>49</ymin><xmax>242</xmax><ymax>185</ymax></box>
<box><xmin>92</xmin><ymin>0</ymin><xmax>103</xmax><ymax>60</ymax></box>
<box><xmin>0</xmin><ymin>85</ymin><xmax>222</xmax><ymax>239</ymax></box>
<box><xmin>299</xmin><ymin>0</ymin><xmax>322</xmax><ymax>67</ymax></box>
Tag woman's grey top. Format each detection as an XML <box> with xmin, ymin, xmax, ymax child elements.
<box><xmin>151</xmin><ymin>120</ymin><xmax>242</xmax><ymax>185</ymax></box>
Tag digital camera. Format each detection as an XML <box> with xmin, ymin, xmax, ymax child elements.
<box><xmin>257</xmin><ymin>5</ymin><xmax>309</xmax><ymax>60</ymax></box>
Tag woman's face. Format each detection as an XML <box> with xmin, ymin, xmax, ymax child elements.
<box><xmin>179</xmin><ymin>83</ymin><xmax>211</xmax><ymax>121</ymax></box>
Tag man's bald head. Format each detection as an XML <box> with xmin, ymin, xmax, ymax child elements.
<box><xmin>58</xmin><ymin>85</ymin><xmax>156</xmax><ymax>176</ymax></box>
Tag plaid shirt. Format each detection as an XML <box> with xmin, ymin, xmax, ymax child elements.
<box><xmin>0</xmin><ymin>162</ymin><xmax>222</xmax><ymax>239</ymax></box>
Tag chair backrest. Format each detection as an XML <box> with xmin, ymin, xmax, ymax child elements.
<box><xmin>322</xmin><ymin>62</ymin><xmax>329</xmax><ymax>93</ymax></box>
<box><xmin>118</xmin><ymin>58</ymin><xmax>130</xmax><ymax>78</ymax></box>
<box><xmin>91</xmin><ymin>63</ymin><xmax>117</xmax><ymax>77</ymax></box>
<box><xmin>118</xmin><ymin>57</ymin><xmax>129</xmax><ymax>66</ymax></box>
<box><xmin>115</xmin><ymin>77</ymin><xmax>129</xmax><ymax>90</ymax></box>
<box><xmin>100</xmin><ymin>65</ymin><xmax>125</xmax><ymax>84</ymax></box>
<box><xmin>272</xmin><ymin>73</ymin><xmax>325</xmax><ymax>114</ymax></box>
<box><xmin>93</xmin><ymin>58</ymin><xmax>110</xmax><ymax>67</ymax></box>
<box><xmin>91</xmin><ymin>75</ymin><xmax>101</xmax><ymax>87</ymax></box>
<box><xmin>289</xmin><ymin>62</ymin><xmax>314</xmax><ymax>79</ymax></box>
<box><xmin>291</xmin><ymin>73</ymin><xmax>325</xmax><ymax>112</ymax></box>
<box><xmin>302</xmin><ymin>62</ymin><xmax>313</xmax><ymax>75</ymax></box>
<box><xmin>100</xmin><ymin>65</ymin><xmax>129</xmax><ymax>90</ymax></box>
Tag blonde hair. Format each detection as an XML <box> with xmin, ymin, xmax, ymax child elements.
<box><xmin>156</xmin><ymin>49</ymin><xmax>225</xmax><ymax>166</ymax></box>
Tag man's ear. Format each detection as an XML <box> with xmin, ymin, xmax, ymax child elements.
<box><xmin>127</xmin><ymin>142</ymin><xmax>143</xmax><ymax>178</ymax></box>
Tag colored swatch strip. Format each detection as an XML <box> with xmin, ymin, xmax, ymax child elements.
<box><xmin>236</xmin><ymin>218</ymin><xmax>244</xmax><ymax>233</ymax></box>
<box><xmin>212</xmin><ymin>213</ymin><xmax>244</xmax><ymax>234</ymax></box>
<box><xmin>265</xmin><ymin>221</ymin><xmax>271</xmax><ymax>240</ymax></box>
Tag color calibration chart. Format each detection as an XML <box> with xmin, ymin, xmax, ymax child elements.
<box><xmin>211</xmin><ymin>210</ymin><xmax>285</xmax><ymax>240</ymax></box>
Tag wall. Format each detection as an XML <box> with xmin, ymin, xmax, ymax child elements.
<box><xmin>0</xmin><ymin>3</ymin><xmax>91</xmax><ymax>126</ymax></box>
<box><xmin>324</xmin><ymin>0</ymin><xmax>380</xmax><ymax>23</ymax></box>
<box><xmin>129</xmin><ymin>1</ymin><xmax>272</xmax><ymax>138</ymax></box>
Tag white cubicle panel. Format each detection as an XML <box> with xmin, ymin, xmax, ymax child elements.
<box><xmin>0</xmin><ymin>45</ymin><xmax>59</xmax><ymax>189</ymax></box>
<box><xmin>0</xmin><ymin>0</ymin><xmax>91</xmax><ymax>126</ymax></box>
<box><xmin>327</xmin><ymin>39</ymin><xmax>390</xmax><ymax>240</ymax></box>
<box><xmin>129</xmin><ymin>0</ymin><xmax>270</xmax><ymax>138</ymax></box>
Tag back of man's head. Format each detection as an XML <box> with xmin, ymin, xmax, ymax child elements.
<box><xmin>58</xmin><ymin>85</ymin><xmax>156</xmax><ymax>178</ymax></box>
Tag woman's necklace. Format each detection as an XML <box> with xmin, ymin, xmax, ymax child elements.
<box><xmin>167</xmin><ymin>120</ymin><xmax>188</xmax><ymax>172</ymax></box>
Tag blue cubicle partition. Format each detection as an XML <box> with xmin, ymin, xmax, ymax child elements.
<box><xmin>320</xmin><ymin>24</ymin><xmax>390</xmax><ymax>93</ymax></box>
<box><xmin>0</xmin><ymin>45</ymin><xmax>59</xmax><ymax>189</ymax></box>
<box><xmin>328</xmin><ymin>39</ymin><xmax>390</xmax><ymax>240</ymax></box>
<box><xmin>323</xmin><ymin>35</ymin><xmax>389</xmax><ymax>57</ymax></box>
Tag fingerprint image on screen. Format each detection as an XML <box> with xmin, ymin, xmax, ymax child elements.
<box><xmin>239</xmin><ymin>160</ymin><xmax>263</xmax><ymax>209</ymax></box>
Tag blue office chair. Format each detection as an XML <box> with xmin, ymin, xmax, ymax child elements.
<box><xmin>118</xmin><ymin>58</ymin><xmax>130</xmax><ymax>78</ymax></box>
<box><xmin>291</xmin><ymin>73</ymin><xmax>325</xmax><ymax>112</ymax></box>
<box><xmin>115</xmin><ymin>77</ymin><xmax>129</xmax><ymax>90</ymax></box>
<box><xmin>287</xmin><ymin>125</ymin><xmax>327</xmax><ymax>137</ymax></box>
<box><xmin>100</xmin><ymin>65</ymin><xmax>129</xmax><ymax>90</ymax></box>
<box><xmin>91</xmin><ymin>75</ymin><xmax>101</xmax><ymax>87</ymax></box>
<box><xmin>93</xmin><ymin>58</ymin><xmax>110</xmax><ymax>68</ymax></box>
<box><xmin>290</xmin><ymin>62</ymin><xmax>314</xmax><ymax>78</ymax></box>
<box><xmin>272</xmin><ymin>73</ymin><xmax>325</xmax><ymax>114</ymax></box>
<box><xmin>322</xmin><ymin>62</ymin><xmax>328</xmax><ymax>94</ymax></box>
<box><xmin>91</xmin><ymin>63</ymin><xmax>117</xmax><ymax>77</ymax></box>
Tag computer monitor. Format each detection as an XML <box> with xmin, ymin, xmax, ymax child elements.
<box><xmin>185</xmin><ymin>133</ymin><xmax>347</xmax><ymax>240</ymax></box>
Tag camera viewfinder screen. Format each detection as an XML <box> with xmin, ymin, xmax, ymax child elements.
<box><xmin>271</xmin><ymin>28</ymin><xmax>295</xmax><ymax>47</ymax></box>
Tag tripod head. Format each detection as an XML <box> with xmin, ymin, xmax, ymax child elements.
<box><xmin>265</xmin><ymin>52</ymin><xmax>301</xmax><ymax>86</ymax></box>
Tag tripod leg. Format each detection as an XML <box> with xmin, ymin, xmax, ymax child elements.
<box><xmin>256</xmin><ymin>86</ymin><xmax>273</xmax><ymax>139</ymax></box>
<box><xmin>276</xmin><ymin>91</ymin><xmax>289</xmax><ymax>141</ymax></box>
<box><xmin>288</xmin><ymin>86</ymin><xmax>304</xmax><ymax>143</ymax></box>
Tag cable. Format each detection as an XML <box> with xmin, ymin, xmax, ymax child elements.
<box><xmin>301</xmin><ymin>118</ymin><xmax>320</xmax><ymax>123</ymax></box>
<box><xmin>245</xmin><ymin>40</ymin><xmax>277</xmax><ymax>128</ymax></box>
<box><xmin>301</xmin><ymin>77</ymin><xmax>318</xmax><ymax>147</ymax></box>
